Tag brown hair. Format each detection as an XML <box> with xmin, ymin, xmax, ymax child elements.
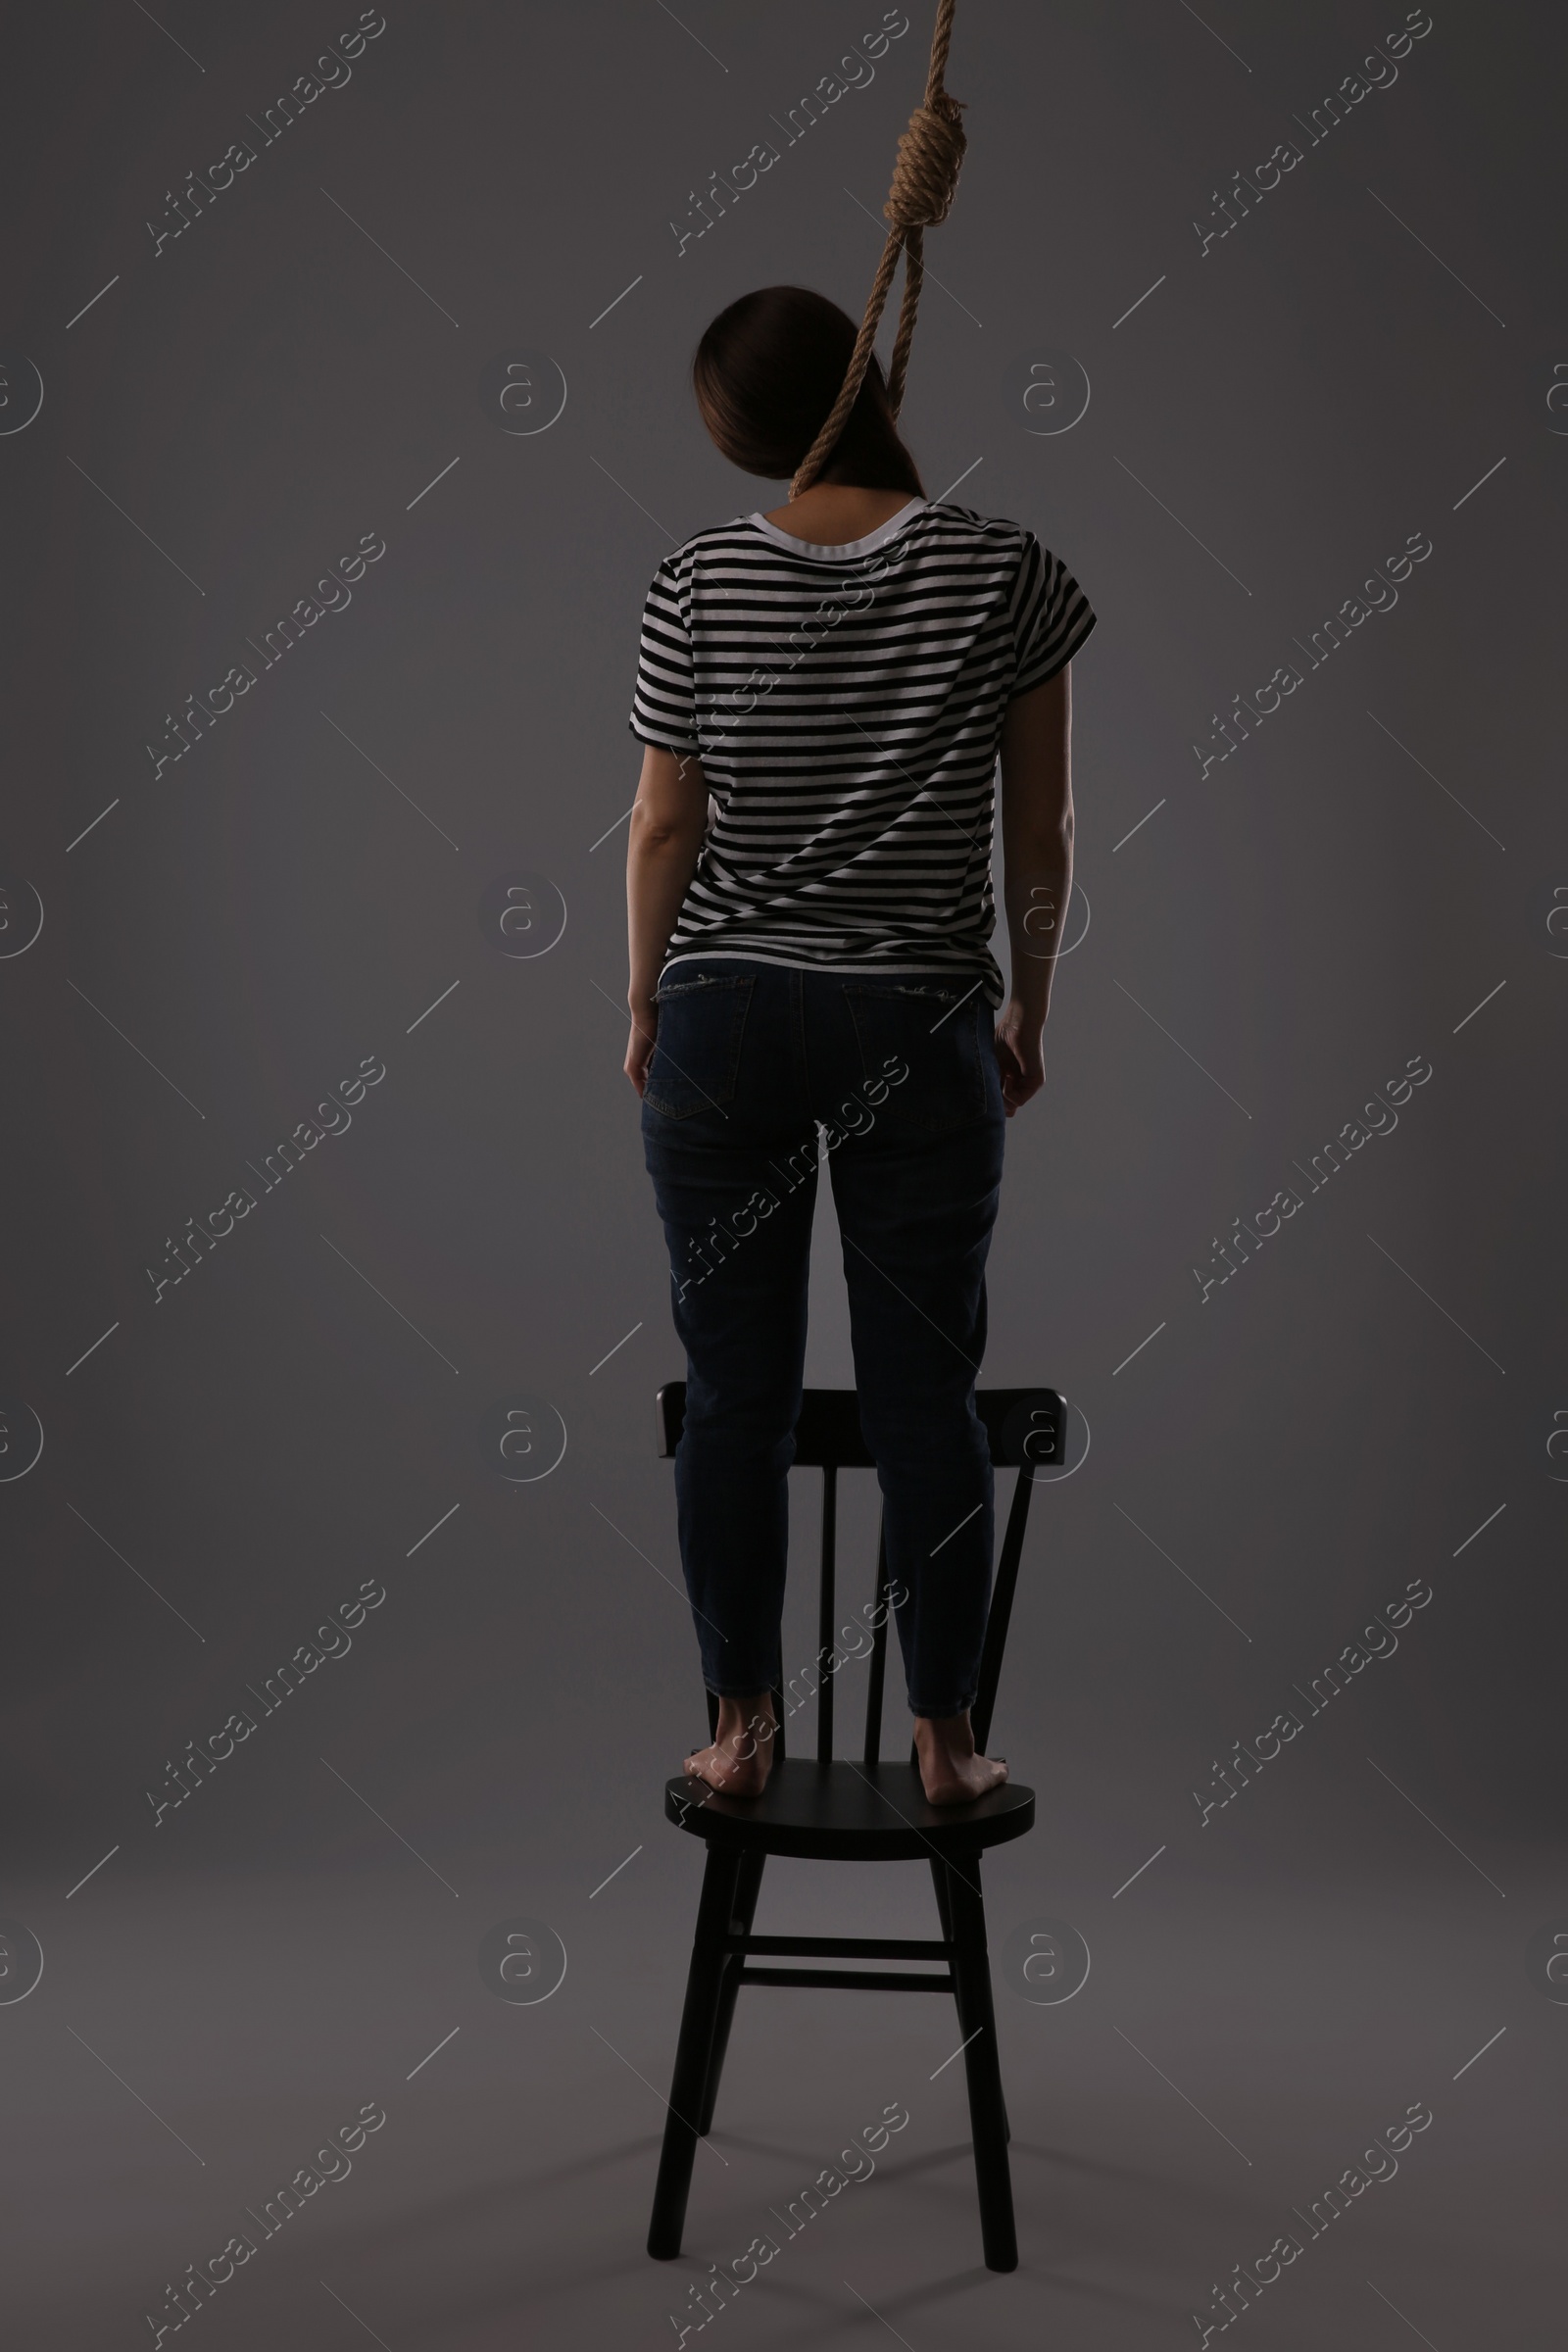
<box><xmin>693</xmin><ymin>285</ymin><xmax>925</xmax><ymax>495</ymax></box>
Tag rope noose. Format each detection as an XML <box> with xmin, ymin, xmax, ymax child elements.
<box><xmin>790</xmin><ymin>0</ymin><xmax>965</xmax><ymax>500</ymax></box>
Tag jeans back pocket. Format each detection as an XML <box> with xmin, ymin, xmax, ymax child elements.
<box><xmin>843</xmin><ymin>979</ymin><xmax>993</xmax><ymax>1134</ymax></box>
<box><xmin>644</xmin><ymin>973</ymin><xmax>756</xmax><ymax>1121</ymax></box>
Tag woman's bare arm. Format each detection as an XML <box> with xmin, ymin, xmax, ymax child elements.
<box><xmin>624</xmin><ymin>743</ymin><xmax>710</xmax><ymax>1095</ymax></box>
<box><xmin>995</xmin><ymin>666</ymin><xmax>1075</xmax><ymax>1117</ymax></box>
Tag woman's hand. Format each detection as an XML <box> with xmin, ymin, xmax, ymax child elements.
<box><xmin>994</xmin><ymin>1000</ymin><xmax>1045</xmax><ymax>1117</ymax></box>
<box><xmin>625</xmin><ymin>997</ymin><xmax>659</xmax><ymax>1096</ymax></box>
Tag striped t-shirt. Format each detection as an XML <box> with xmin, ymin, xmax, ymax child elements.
<box><xmin>628</xmin><ymin>497</ymin><xmax>1096</xmax><ymax>1007</ymax></box>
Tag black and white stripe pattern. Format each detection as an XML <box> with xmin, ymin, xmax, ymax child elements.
<box><xmin>629</xmin><ymin>498</ymin><xmax>1096</xmax><ymax>1006</ymax></box>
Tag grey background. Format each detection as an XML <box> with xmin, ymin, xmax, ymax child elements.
<box><xmin>2</xmin><ymin>1</ymin><xmax>1563</xmax><ymax>2344</ymax></box>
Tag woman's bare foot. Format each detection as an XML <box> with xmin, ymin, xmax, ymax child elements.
<box><xmin>683</xmin><ymin>1693</ymin><xmax>778</xmax><ymax>1797</ymax></box>
<box><xmin>913</xmin><ymin>1711</ymin><xmax>1008</xmax><ymax>1806</ymax></box>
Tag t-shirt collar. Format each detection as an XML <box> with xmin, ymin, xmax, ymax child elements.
<box><xmin>745</xmin><ymin>497</ymin><xmax>928</xmax><ymax>561</ymax></box>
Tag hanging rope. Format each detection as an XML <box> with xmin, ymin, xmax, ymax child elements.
<box><xmin>790</xmin><ymin>0</ymin><xmax>965</xmax><ymax>499</ymax></box>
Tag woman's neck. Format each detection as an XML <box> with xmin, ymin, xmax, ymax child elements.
<box><xmin>761</xmin><ymin>482</ymin><xmax>919</xmax><ymax>546</ymax></box>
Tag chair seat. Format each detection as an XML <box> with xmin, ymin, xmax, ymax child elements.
<box><xmin>663</xmin><ymin>1758</ymin><xmax>1035</xmax><ymax>1861</ymax></box>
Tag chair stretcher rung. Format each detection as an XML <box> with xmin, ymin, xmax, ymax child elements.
<box><xmin>737</xmin><ymin>1966</ymin><xmax>955</xmax><ymax>1992</ymax></box>
<box><xmin>725</xmin><ymin>1935</ymin><xmax>952</xmax><ymax>1960</ymax></box>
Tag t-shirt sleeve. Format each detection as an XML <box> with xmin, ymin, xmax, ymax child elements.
<box><xmin>628</xmin><ymin>558</ymin><xmax>698</xmax><ymax>754</ymax></box>
<box><xmin>1009</xmin><ymin>531</ymin><xmax>1097</xmax><ymax>695</ymax></box>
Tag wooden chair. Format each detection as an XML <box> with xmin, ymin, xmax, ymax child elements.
<box><xmin>645</xmin><ymin>1382</ymin><xmax>1064</xmax><ymax>2274</ymax></box>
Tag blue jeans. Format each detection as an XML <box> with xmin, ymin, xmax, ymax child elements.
<box><xmin>640</xmin><ymin>956</ymin><xmax>1007</xmax><ymax>1719</ymax></box>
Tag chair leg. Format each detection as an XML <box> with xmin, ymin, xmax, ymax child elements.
<box><xmin>647</xmin><ymin>1845</ymin><xmax>744</xmax><ymax>2259</ymax></box>
<box><xmin>933</xmin><ymin>1857</ymin><xmax>1008</xmax><ymax>2144</ymax></box>
<box><xmin>944</xmin><ymin>1851</ymin><xmax>1018</xmax><ymax>2272</ymax></box>
<box><xmin>697</xmin><ymin>1849</ymin><xmax>765</xmax><ymax>2134</ymax></box>
<box><xmin>929</xmin><ymin>1853</ymin><xmax>956</xmax><ymax>1946</ymax></box>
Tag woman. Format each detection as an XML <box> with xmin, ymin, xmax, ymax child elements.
<box><xmin>624</xmin><ymin>285</ymin><xmax>1094</xmax><ymax>1805</ymax></box>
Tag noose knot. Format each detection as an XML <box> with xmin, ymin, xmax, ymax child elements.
<box><xmin>883</xmin><ymin>92</ymin><xmax>966</xmax><ymax>234</ymax></box>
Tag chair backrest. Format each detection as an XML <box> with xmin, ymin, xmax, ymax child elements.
<box><xmin>656</xmin><ymin>1384</ymin><xmax>1065</xmax><ymax>1763</ymax></box>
